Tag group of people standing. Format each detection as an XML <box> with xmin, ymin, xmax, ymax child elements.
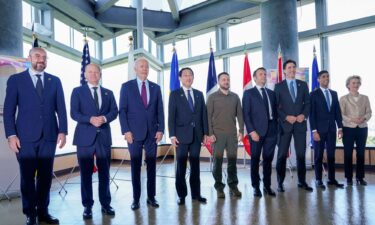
<box><xmin>3</xmin><ymin>47</ymin><xmax>372</xmax><ymax>225</ymax></box>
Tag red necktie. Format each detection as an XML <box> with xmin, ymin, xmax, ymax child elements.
<box><xmin>141</xmin><ymin>81</ymin><xmax>147</xmax><ymax>107</ymax></box>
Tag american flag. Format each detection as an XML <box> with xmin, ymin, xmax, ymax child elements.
<box><xmin>80</xmin><ymin>40</ymin><xmax>90</xmax><ymax>86</ymax></box>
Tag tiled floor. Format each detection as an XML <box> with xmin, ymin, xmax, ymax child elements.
<box><xmin>1</xmin><ymin>160</ymin><xmax>374</xmax><ymax>225</ymax></box>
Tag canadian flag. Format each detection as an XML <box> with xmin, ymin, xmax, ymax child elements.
<box><xmin>242</xmin><ymin>53</ymin><xmax>252</xmax><ymax>156</ymax></box>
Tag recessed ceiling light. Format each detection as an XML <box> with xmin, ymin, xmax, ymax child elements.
<box><xmin>227</xmin><ymin>18</ymin><xmax>242</xmax><ymax>25</ymax></box>
<box><xmin>175</xmin><ymin>34</ymin><xmax>188</xmax><ymax>39</ymax></box>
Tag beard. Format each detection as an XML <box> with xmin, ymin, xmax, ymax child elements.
<box><xmin>32</xmin><ymin>62</ymin><xmax>46</xmax><ymax>72</ymax></box>
<box><xmin>219</xmin><ymin>85</ymin><xmax>229</xmax><ymax>90</ymax></box>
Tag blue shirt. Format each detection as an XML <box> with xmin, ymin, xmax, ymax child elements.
<box><xmin>28</xmin><ymin>68</ymin><xmax>44</xmax><ymax>87</ymax></box>
<box><xmin>286</xmin><ymin>78</ymin><xmax>297</xmax><ymax>99</ymax></box>
<box><xmin>136</xmin><ymin>77</ymin><xmax>150</xmax><ymax>104</ymax></box>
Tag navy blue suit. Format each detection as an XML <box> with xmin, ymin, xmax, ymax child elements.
<box><xmin>3</xmin><ymin>69</ymin><xmax>67</xmax><ymax>217</ymax></box>
<box><xmin>274</xmin><ymin>79</ymin><xmax>310</xmax><ymax>185</ymax></box>
<box><xmin>119</xmin><ymin>79</ymin><xmax>164</xmax><ymax>202</ymax></box>
<box><xmin>71</xmin><ymin>84</ymin><xmax>118</xmax><ymax>208</ymax></box>
<box><xmin>168</xmin><ymin>87</ymin><xmax>208</xmax><ymax>198</ymax></box>
<box><xmin>310</xmin><ymin>88</ymin><xmax>342</xmax><ymax>182</ymax></box>
<box><xmin>243</xmin><ymin>87</ymin><xmax>277</xmax><ymax>189</ymax></box>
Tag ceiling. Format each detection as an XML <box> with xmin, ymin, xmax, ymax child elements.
<box><xmin>26</xmin><ymin>0</ymin><xmax>266</xmax><ymax>42</ymax></box>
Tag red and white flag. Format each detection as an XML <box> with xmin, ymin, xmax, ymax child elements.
<box><xmin>242</xmin><ymin>53</ymin><xmax>252</xmax><ymax>156</ymax></box>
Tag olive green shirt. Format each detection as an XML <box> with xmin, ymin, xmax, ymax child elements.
<box><xmin>206</xmin><ymin>89</ymin><xmax>244</xmax><ymax>135</ymax></box>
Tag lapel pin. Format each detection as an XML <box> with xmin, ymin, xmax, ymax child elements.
<box><xmin>48</xmin><ymin>78</ymin><xmax>51</xmax><ymax>81</ymax></box>
<box><xmin>181</xmin><ymin>94</ymin><xmax>184</xmax><ymax>97</ymax></box>
<box><xmin>105</xmin><ymin>92</ymin><xmax>108</xmax><ymax>95</ymax></box>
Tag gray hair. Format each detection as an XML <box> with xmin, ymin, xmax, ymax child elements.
<box><xmin>134</xmin><ymin>57</ymin><xmax>149</xmax><ymax>69</ymax></box>
<box><xmin>345</xmin><ymin>75</ymin><xmax>361</xmax><ymax>89</ymax></box>
<box><xmin>29</xmin><ymin>47</ymin><xmax>46</xmax><ymax>56</ymax></box>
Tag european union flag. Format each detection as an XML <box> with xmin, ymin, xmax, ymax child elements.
<box><xmin>169</xmin><ymin>50</ymin><xmax>180</xmax><ymax>91</ymax></box>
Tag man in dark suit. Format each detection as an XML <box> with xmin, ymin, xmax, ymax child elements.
<box><xmin>119</xmin><ymin>57</ymin><xmax>164</xmax><ymax>210</ymax></box>
<box><xmin>71</xmin><ymin>64</ymin><xmax>118</xmax><ymax>219</ymax></box>
<box><xmin>310</xmin><ymin>70</ymin><xmax>344</xmax><ymax>189</ymax></box>
<box><xmin>168</xmin><ymin>67</ymin><xmax>208</xmax><ymax>205</ymax></box>
<box><xmin>3</xmin><ymin>47</ymin><xmax>67</xmax><ymax>225</ymax></box>
<box><xmin>243</xmin><ymin>67</ymin><xmax>278</xmax><ymax>197</ymax></box>
<box><xmin>275</xmin><ymin>59</ymin><xmax>313</xmax><ymax>192</ymax></box>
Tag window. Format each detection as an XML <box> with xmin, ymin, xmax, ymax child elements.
<box><xmin>54</xmin><ymin>19</ymin><xmax>71</xmax><ymax>47</ymax></box>
<box><xmin>228</xmin><ymin>19</ymin><xmax>261</xmax><ymax>48</ymax></box>
<box><xmin>102</xmin><ymin>63</ymin><xmax>129</xmax><ymax>147</ymax></box>
<box><xmin>328</xmin><ymin>27</ymin><xmax>375</xmax><ymax>146</ymax></box>
<box><xmin>191</xmin><ymin>31</ymin><xmax>216</xmax><ymax>57</ymax></box>
<box><xmin>116</xmin><ymin>32</ymin><xmax>133</xmax><ymax>55</ymax></box>
<box><xmin>86</xmin><ymin>37</ymin><xmax>96</xmax><ymax>59</ymax></box>
<box><xmin>22</xmin><ymin>1</ymin><xmax>32</xmax><ymax>28</ymax></box>
<box><xmin>229</xmin><ymin>50</ymin><xmax>262</xmax><ymax>99</ymax></box>
<box><xmin>297</xmin><ymin>2</ymin><xmax>316</xmax><ymax>32</ymax></box>
<box><xmin>327</xmin><ymin>0</ymin><xmax>375</xmax><ymax>25</ymax></box>
<box><xmin>102</xmin><ymin>38</ymin><xmax>114</xmax><ymax>59</ymax></box>
<box><xmin>23</xmin><ymin>42</ymin><xmax>31</xmax><ymax>58</ymax></box>
<box><xmin>44</xmin><ymin>50</ymin><xmax>82</xmax><ymax>154</ymax></box>
<box><xmin>73</xmin><ymin>29</ymin><xmax>84</xmax><ymax>51</ymax></box>
<box><xmin>164</xmin><ymin>39</ymin><xmax>189</xmax><ymax>62</ymax></box>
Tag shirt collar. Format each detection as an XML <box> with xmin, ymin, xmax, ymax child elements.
<box><xmin>136</xmin><ymin>77</ymin><xmax>148</xmax><ymax>86</ymax></box>
<box><xmin>87</xmin><ymin>82</ymin><xmax>100</xmax><ymax>90</ymax></box>
<box><xmin>255</xmin><ymin>84</ymin><xmax>265</xmax><ymax>91</ymax></box>
<box><xmin>182</xmin><ymin>85</ymin><xmax>192</xmax><ymax>92</ymax></box>
<box><xmin>28</xmin><ymin>68</ymin><xmax>44</xmax><ymax>77</ymax></box>
<box><xmin>320</xmin><ymin>87</ymin><xmax>329</xmax><ymax>92</ymax></box>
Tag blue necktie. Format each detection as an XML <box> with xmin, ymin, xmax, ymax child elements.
<box><xmin>289</xmin><ymin>81</ymin><xmax>296</xmax><ymax>102</ymax></box>
<box><xmin>261</xmin><ymin>88</ymin><xmax>270</xmax><ymax>120</ymax></box>
<box><xmin>35</xmin><ymin>74</ymin><xmax>43</xmax><ymax>99</ymax></box>
<box><xmin>187</xmin><ymin>90</ymin><xmax>194</xmax><ymax>112</ymax></box>
<box><xmin>324</xmin><ymin>89</ymin><xmax>331</xmax><ymax>111</ymax></box>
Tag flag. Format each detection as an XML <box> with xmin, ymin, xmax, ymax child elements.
<box><xmin>277</xmin><ymin>44</ymin><xmax>283</xmax><ymax>83</ymax></box>
<box><xmin>206</xmin><ymin>49</ymin><xmax>217</xmax><ymax>96</ymax></box>
<box><xmin>311</xmin><ymin>46</ymin><xmax>319</xmax><ymax>91</ymax></box>
<box><xmin>311</xmin><ymin>46</ymin><xmax>319</xmax><ymax>147</ymax></box>
<box><xmin>80</xmin><ymin>40</ymin><xmax>90</xmax><ymax>86</ymax></box>
<box><xmin>170</xmin><ymin>48</ymin><xmax>180</xmax><ymax>91</ymax></box>
<box><xmin>242</xmin><ymin>53</ymin><xmax>252</xmax><ymax>155</ymax></box>
<box><xmin>127</xmin><ymin>36</ymin><xmax>135</xmax><ymax>80</ymax></box>
<box><xmin>31</xmin><ymin>23</ymin><xmax>39</xmax><ymax>48</ymax></box>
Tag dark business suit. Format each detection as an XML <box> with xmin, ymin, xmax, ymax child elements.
<box><xmin>119</xmin><ymin>79</ymin><xmax>164</xmax><ymax>202</ymax></box>
<box><xmin>243</xmin><ymin>87</ymin><xmax>277</xmax><ymax>189</ymax></box>
<box><xmin>275</xmin><ymin>79</ymin><xmax>310</xmax><ymax>185</ymax></box>
<box><xmin>3</xmin><ymin>69</ymin><xmax>67</xmax><ymax>217</ymax></box>
<box><xmin>310</xmin><ymin>88</ymin><xmax>342</xmax><ymax>182</ymax></box>
<box><xmin>71</xmin><ymin>84</ymin><xmax>118</xmax><ymax>208</ymax></box>
<box><xmin>168</xmin><ymin>87</ymin><xmax>208</xmax><ymax>199</ymax></box>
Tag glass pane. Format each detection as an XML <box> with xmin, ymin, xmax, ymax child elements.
<box><xmin>143</xmin><ymin>0</ymin><xmax>170</xmax><ymax>12</ymax></box>
<box><xmin>148</xmin><ymin>67</ymin><xmax>158</xmax><ymax>83</ymax></box>
<box><xmin>86</xmin><ymin>37</ymin><xmax>96</xmax><ymax>59</ymax></box>
<box><xmin>22</xmin><ymin>1</ymin><xmax>32</xmax><ymax>28</ymax></box>
<box><xmin>191</xmin><ymin>31</ymin><xmax>216</xmax><ymax>57</ymax></box>
<box><xmin>23</xmin><ymin>42</ymin><xmax>31</xmax><ymax>58</ymax></box>
<box><xmin>180</xmin><ymin>0</ymin><xmax>208</xmax><ymax>10</ymax></box>
<box><xmin>228</xmin><ymin>19</ymin><xmax>261</xmax><ymax>48</ymax></box>
<box><xmin>328</xmin><ymin>27</ymin><xmax>375</xmax><ymax>146</ymax></box>
<box><xmin>327</xmin><ymin>0</ymin><xmax>375</xmax><ymax>25</ymax></box>
<box><xmin>229</xmin><ymin>50</ymin><xmax>262</xmax><ymax>99</ymax></box>
<box><xmin>298</xmin><ymin>38</ymin><xmax>321</xmax><ymax>89</ymax></box>
<box><xmin>44</xmin><ymin>50</ymin><xmax>82</xmax><ymax>154</ymax></box>
<box><xmin>115</xmin><ymin>0</ymin><xmax>131</xmax><ymax>7</ymax></box>
<box><xmin>54</xmin><ymin>19</ymin><xmax>71</xmax><ymax>47</ymax></box>
<box><xmin>116</xmin><ymin>32</ymin><xmax>132</xmax><ymax>55</ymax></box>
<box><xmin>164</xmin><ymin>39</ymin><xmax>189</xmax><ymax>62</ymax></box>
<box><xmin>102</xmin><ymin>63</ymin><xmax>129</xmax><ymax>147</ymax></box>
<box><xmin>297</xmin><ymin>2</ymin><xmax>316</xmax><ymax>32</ymax></box>
<box><xmin>73</xmin><ymin>29</ymin><xmax>84</xmax><ymax>51</ymax></box>
<box><xmin>102</xmin><ymin>38</ymin><xmax>114</xmax><ymax>59</ymax></box>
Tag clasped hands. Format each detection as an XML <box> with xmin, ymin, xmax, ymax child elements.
<box><xmin>286</xmin><ymin>114</ymin><xmax>305</xmax><ymax>124</ymax></box>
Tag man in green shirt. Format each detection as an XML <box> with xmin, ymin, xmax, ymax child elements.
<box><xmin>207</xmin><ymin>72</ymin><xmax>244</xmax><ymax>198</ymax></box>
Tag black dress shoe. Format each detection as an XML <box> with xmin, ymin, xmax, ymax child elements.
<box><xmin>277</xmin><ymin>184</ymin><xmax>285</xmax><ymax>192</ymax></box>
<box><xmin>101</xmin><ymin>206</ymin><xmax>115</xmax><ymax>216</ymax></box>
<box><xmin>26</xmin><ymin>216</ymin><xmax>37</xmax><ymax>225</ymax></box>
<box><xmin>253</xmin><ymin>188</ymin><xmax>262</xmax><ymax>197</ymax></box>
<box><xmin>147</xmin><ymin>198</ymin><xmax>160</xmax><ymax>208</ymax></box>
<box><xmin>347</xmin><ymin>179</ymin><xmax>353</xmax><ymax>185</ymax></box>
<box><xmin>298</xmin><ymin>183</ymin><xmax>313</xmax><ymax>192</ymax></box>
<box><xmin>327</xmin><ymin>180</ymin><xmax>344</xmax><ymax>188</ymax></box>
<box><xmin>263</xmin><ymin>187</ymin><xmax>276</xmax><ymax>197</ymax></box>
<box><xmin>177</xmin><ymin>198</ymin><xmax>185</xmax><ymax>205</ymax></box>
<box><xmin>356</xmin><ymin>179</ymin><xmax>367</xmax><ymax>186</ymax></box>
<box><xmin>131</xmin><ymin>201</ymin><xmax>140</xmax><ymax>210</ymax></box>
<box><xmin>315</xmin><ymin>180</ymin><xmax>326</xmax><ymax>190</ymax></box>
<box><xmin>192</xmin><ymin>196</ymin><xmax>207</xmax><ymax>203</ymax></box>
<box><xmin>38</xmin><ymin>213</ymin><xmax>59</xmax><ymax>224</ymax></box>
<box><xmin>83</xmin><ymin>207</ymin><xmax>92</xmax><ymax>220</ymax></box>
